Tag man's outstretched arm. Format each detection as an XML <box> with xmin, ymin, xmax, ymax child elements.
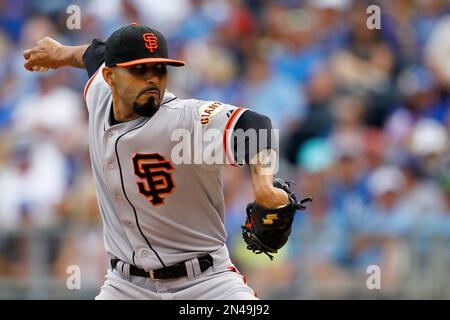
<box><xmin>23</xmin><ymin>37</ymin><xmax>88</xmax><ymax>71</ymax></box>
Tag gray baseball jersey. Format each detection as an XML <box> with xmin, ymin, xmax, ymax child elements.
<box><xmin>84</xmin><ymin>63</ymin><xmax>248</xmax><ymax>271</ymax></box>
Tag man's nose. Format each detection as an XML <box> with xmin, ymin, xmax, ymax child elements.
<box><xmin>146</xmin><ymin>75</ymin><xmax>158</xmax><ymax>84</ymax></box>
<box><xmin>146</xmin><ymin>69</ymin><xmax>161</xmax><ymax>83</ymax></box>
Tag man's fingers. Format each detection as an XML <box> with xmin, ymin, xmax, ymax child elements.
<box><xmin>23</xmin><ymin>38</ymin><xmax>55</xmax><ymax>72</ymax></box>
<box><xmin>24</xmin><ymin>61</ymin><xmax>49</xmax><ymax>72</ymax></box>
<box><xmin>23</xmin><ymin>48</ymin><xmax>36</xmax><ymax>71</ymax></box>
<box><xmin>23</xmin><ymin>49</ymin><xmax>32</xmax><ymax>59</ymax></box>
<box><xmin>24</xmin><ymin>58</ymin><xmax>36</xmax><ymax>71</ymax></box>
<box><xmin>32</xmin><ymin>66</ymin><xmax>49</xmax><ymax>72</ymax></box>
<box><xmin>24</xmin><ymin>62</ymin><xmax>49</xmax><ymax>72</ymax></box>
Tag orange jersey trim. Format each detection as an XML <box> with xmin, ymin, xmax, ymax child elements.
<box><xmin>83</xmin><ymin>67</ymin><xmax>101</xmax><ymax>100</ymax></box>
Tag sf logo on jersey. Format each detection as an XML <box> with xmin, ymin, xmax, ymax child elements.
<box><xmin>132</xmin><ymin>153</ymin><xmax>175</xmax><ymax>206</ymax></box>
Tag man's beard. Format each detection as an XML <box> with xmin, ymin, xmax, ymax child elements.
<box><xmin>132</xmin><ymin>96</ymin><xmax>159</xmax><ymax>117</ymax></box>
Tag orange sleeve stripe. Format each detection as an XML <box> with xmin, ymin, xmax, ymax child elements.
<box><xmin>83</xmin><ymin>68</ymin><xmax>101</xmax><ymax>100</ymax></box>
<box><xmin>222</xmin><ymin>107</ymin><xmax>246</xmax><ymax>166</ymax></box>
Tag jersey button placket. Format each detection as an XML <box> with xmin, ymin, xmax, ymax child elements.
<box><xmin>115</xmin><ymin>194</ymin><xmax>123</xmax><ymax>201</ymax></box>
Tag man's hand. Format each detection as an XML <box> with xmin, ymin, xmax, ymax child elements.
<box><xmin>23</xmin><ymin>37</ymin><xmax>64</xmax><ymax>71</ymax></box>
<box><xmin>242</xmin><ymin>178</ymin><xmax>312</xmax><ymax>260</ymax></box>
<box><xmin>23</xmin><ymin>37</ymin><xmax>87</xmax><ymax>72</ymax></box>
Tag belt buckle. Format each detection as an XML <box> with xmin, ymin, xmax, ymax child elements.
<box><xmin>149</xmin><ymin>270</ymin><xmax>155</xmax><ymax>280</ymax></box>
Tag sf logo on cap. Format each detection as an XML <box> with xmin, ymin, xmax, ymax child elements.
<box><xmin>143</xmin><ymin>33</ymin><xmax>158</xmax><ymax>53</ymax></box>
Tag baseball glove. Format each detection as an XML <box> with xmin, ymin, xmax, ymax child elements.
<box><xmin>241</xmin><ymin>178</ymin><xmax>312</xmax><ymax>260</ymax></box>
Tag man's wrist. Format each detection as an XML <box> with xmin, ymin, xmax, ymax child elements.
<box><xmin>57</xmin><ymin>45</ymin><xmax>86</xmax><ymax>69</ymax></box>
<box><xmin>255</xmin><ymin>186</ymin><xmax>289</xmax><ymax>209</ymax></box>
<box><xmin>254</xmin><ymin>185</ymin><xmax>275</xmax><ymax>203</ymax></box>
<box><xmin>53</xmin><ymin>45</ymin><xmax>70</xmax><ymax>68</ymax></box>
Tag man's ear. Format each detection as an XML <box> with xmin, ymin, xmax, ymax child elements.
<box><xmin>102</xmin><ymin>67</ymin><xmax>115</xmax><ymax>87</ymax></box>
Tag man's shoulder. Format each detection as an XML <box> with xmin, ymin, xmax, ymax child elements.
<box><xmin>161</xmin><ymin>96</ymin><xmax>198</xmax><ymax>109</ymax></box>
<box><xmin>163</xmin><ymin>96</ymin><xmax>215</xmax><ymax>107</ymax></box>
<box><xmin>183</xmin><ymin>99</ymin><xmax>248</xmax><ymax>132</ymax></box>
<box><xmin>164</xmin><ymin>96</ymin><xmax>231</xmax><ymax>115</ymax></box>
<box><xmin>179</xmin><ymin>98</ymin><xmax>237</xmax><ymax>113</ymax></box>
<box><xmin>84</xmin><ymin>63</ymin><xmax>109</xmax><ymax>103</ymax></box>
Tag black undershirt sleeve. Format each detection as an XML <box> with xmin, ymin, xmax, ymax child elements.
<box><xmin>82</xmin><ymin>39</ymin><xmax>106</xmax><ymax>78</ymax></box>
<box><xmin>231</xmin><ymin>110</ymin><xmax>275</xmax><ymax>166</ymax></box>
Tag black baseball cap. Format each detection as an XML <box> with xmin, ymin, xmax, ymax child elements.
<box><xmin>105</xmin><ymin>23</ymin><xmax>185</xmax><ymax>68</ymax></box>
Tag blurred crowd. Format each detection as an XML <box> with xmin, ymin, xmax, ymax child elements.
<box><xmin>0</xmin><ymin>0</ymin><xmax>449</xmax><ymax>299</ymax></box>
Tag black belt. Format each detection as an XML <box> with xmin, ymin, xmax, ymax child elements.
<box><xmin>111</xmin><ymin>254</ymin><xmax>213</xmax><ymax>280</ymax></box>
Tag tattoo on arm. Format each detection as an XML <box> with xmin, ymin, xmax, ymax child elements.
<box><xmin>249</xmin><ymin>149</ymin><xmax>278</xmax><ymax>176</ymax></box>
<box><xmin>250</xmin><ymin>163</ymin><xmax>260</xmax><ymax>175</ymax></box>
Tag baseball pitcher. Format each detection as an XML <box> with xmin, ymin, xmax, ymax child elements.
<box><xmin>23</xmin><ymin>24</ymin><xmax>311</xmax><ymax>300</ymax></box>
